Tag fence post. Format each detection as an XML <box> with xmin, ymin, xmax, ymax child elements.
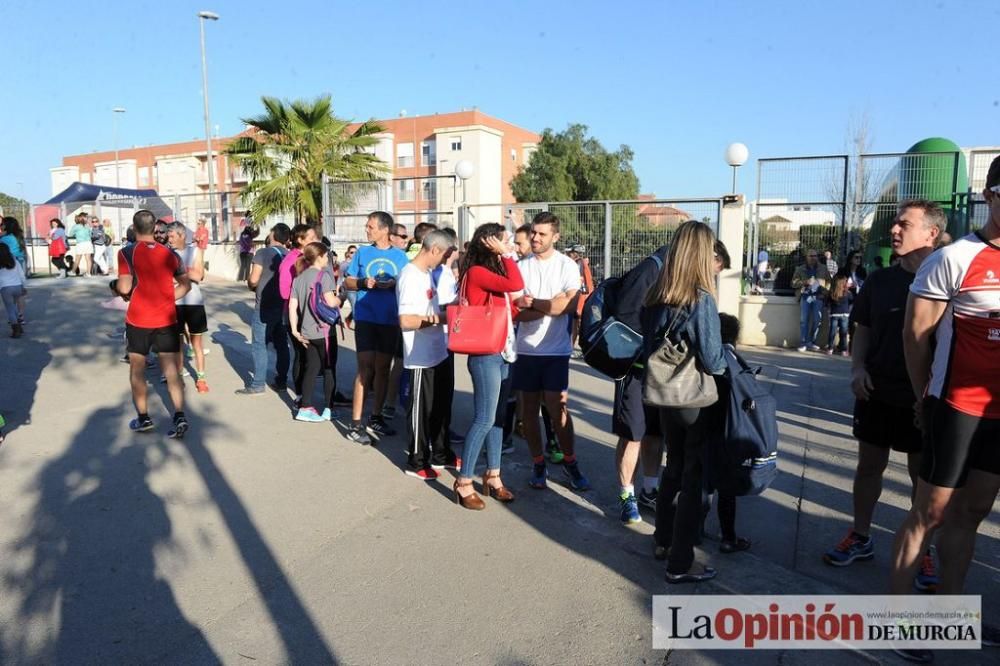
<box><xmin>603</xmin><ymin>201</ymin><xmax>612</xmax><ymax>280</ymax></box>
<box><xmin>718</xmin><ymin>195</ymin><xmax>745</xmax><ymax>317</ymax></box>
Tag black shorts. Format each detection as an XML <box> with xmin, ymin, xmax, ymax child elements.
<box><xmin>126</xmin><ymin>323</ymin><xmax>181</xmax><ymax>356</ymax></box>
<box><xmin>919</xmin><ymin>397</ymin><xmax>1000</xmax><ymax>488</ymax></box>
<box><xmin>853</xmin><ymin>398</ymin><xmax>923</xmax><ymax>453</ymax></box>
<box><xmin>176</xmin><ymin>305</ymin><xmax>208</xmax><ymax>335</ymax></box>
<box><xmin>512</xmin><ymin>355</ymin><xmax>571</xmax><ymax>393</ymax></box>
<box><xmin>355</xmin><ymin>321</ymin><xmax>401</xmax><ymax>355</ymax></box>
<box><xmin>612</xmin><ymin>368</ymin><xmax>662</xmax><ymax>441</ymax></box>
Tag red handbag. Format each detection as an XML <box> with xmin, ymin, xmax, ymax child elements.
<box><xmin>446</xmin><ymin>277</ymin><xmax>509</xmax><ymax>355</ymax></box>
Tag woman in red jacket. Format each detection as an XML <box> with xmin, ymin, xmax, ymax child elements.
<box><xmin>453</xmin><ymin>223</ymin><xmax>524</xmax><ymax>509</ymax></box>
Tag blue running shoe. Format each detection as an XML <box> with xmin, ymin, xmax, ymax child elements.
<box><xmin>129</xmin><ymin>416</ymin><xmax>155</xmax><ymax>433</ymax></box>
<box><xmin>529</xmin><ymin>463</ymin><xmax>547</xmax><ymax>489</ymax></box>
<box><xmin>823</xmin><ymin>531</ymin><xmax>873</xmax><ymax>566</ymax></box>
<box><xmin>167</xmin><ymin>414</ymin><xmax>189</xmax><ymax>439</ymax></box>
<box><xmin>563</xmin><ymin>462</ymin><xmax>591</xmax><ymax>491</ymax></box>
<box><xmin>320</xmin><ymin>407</ymin><xmax>332</xmax><ymax>421</ymax></box>
<box><xmin>620</xmin><ymin>494</ymin><xmax>642</xmax><ymax>524</ymax></box>
<box><xmin>913</xmin><ymin>546</ymin><xmax>938</xmax><ymax>593</ymax></box>
<box><xmin>295</xmin><ymin>407</ymin><xmax>326</xmax><ymax>423</ymax></box>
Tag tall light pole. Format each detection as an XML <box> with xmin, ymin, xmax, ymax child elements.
<box><xmin>725</xmin><ymin>142</ymin><xmax>749</xmax><ymax>194</ymax></box>
<box><xmin>198</xmin><ymin>10</ymin><xmax>220</xmax><ymax>238</ymax></box>
<box><xmin>454</xmin><ymin>160</ymin><xmax>475</xmax><ymax>243</ymax></box>
<box><xmin>112</xmin><ymin>107</ymin><xmax>126</xmax><ymax>188</ymax></box>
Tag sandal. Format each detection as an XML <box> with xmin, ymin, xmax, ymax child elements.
<box><xmin>665</xmin><ymin>566</ymin><xmax>717</xmax><ymax>584</ymax></box>
<box><xmin>719</xmin><ymin>537</ymin><xmax>751</xmax><ymax>554</ymax></box>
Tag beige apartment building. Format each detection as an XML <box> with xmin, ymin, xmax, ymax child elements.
<box><xmin>50</xmin><ymin>109</ymin><xmax>539</xmax><ymax>238</ymax></box>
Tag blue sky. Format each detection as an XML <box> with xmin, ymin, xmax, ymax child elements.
<box><xmin>1</xmin><ymin>0</ymin><xmax>995</xmax><ymax>203</ymax></box>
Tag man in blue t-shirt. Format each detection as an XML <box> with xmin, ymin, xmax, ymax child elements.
<box><xmin>343</xmin><ymin>211</ymin><xmax>409</xmax><ymax>444</ymax></box>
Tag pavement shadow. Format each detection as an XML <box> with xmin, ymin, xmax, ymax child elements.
<box><xmin>4</xmin><ymin>403</ymin><xmax>218</xmax><ymax>664</ymax></box>
<box><xmin>0</xmin><ymin>336</ymin><xmax>51</xmax><ymax>441</ymax></box>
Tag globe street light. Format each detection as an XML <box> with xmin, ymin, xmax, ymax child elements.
<box><xmin>112</xmin><ymin>107</ymin><xmax>126</xmax><ymax>188</ymax></box>
<box><xmin>198</xmin><ymin>10</ymin><xmax>220</xmax><ymax>239</ymax></box>
<box><xmin>725</xmin><ymin>142</ymin><xmax>749</xmax><ymax>194</ymax></box>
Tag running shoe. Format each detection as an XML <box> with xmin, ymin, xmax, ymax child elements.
<box><xmin>563</xmin><ymin>462</ymin><xmax>591</xmax><ymax>491</ymax></box>
<box><xmin>295</xmin><ymin>407</ymin><xmax>326</xmax><ymax>423</ymax></box>
<box><xmin>796</xmin><ymin>345</ymin><xmax>808</xmax><ymax>353</ymax></box>
<box><xmin>822</xmin><ymin>531</ymin><xmax>873</xmax><ymax>566</ymax></box>
<box><xmin>620</xmin><ymin>493</ymin><xmax>642</xmax><ymax>525</ymax></box>
<box><xmin>367</xmin><ymin>415</ymin><xmax>396</xmax><ymax>439</ymax></box>
<box><xmin>381</xmin><ymin>405</ymin><xmax>397</xmax><ymax>420</ymax></box>
<box><xmin>168</xmin><ymin>414</ymin><xmax>189</xmax><ymax>439</ymax></box>
<box><xmin>320</xmin><ymin>407</ymin><xmax>333</xmax><ymax>421</ymax></box>
<box><xmin>529</xmin><ymin>463</ymin><xmax>548</xmax><ymax>489</ymax></box>
<box><xmin>913</xmin><ymin>547</ymin><xmax>938</xmax><ymax>593</ymax></box>
<box><xmin>808</xmin><ymin>344</ymin><xmax>821</xmax><ymax>352</ymax></box>
<box><xmin>347</xmin><ymin>424</ymin><xmax>372</xmax><ymax>445</ymax></box>
<box><xmin>638</xmin><ymin>488</ymin><xmax>659</xmax><ymax>512</ymax></box>
<box><xmin>235</xmin><ymin>385</ymin><xmax>265</xmax><ymax>395</ymax></box>
<box><xmin>570</xmin><ymin>349</ymin><xmax>583</xmax><ymax>360</ymax></box>
<box><xmin>129</xmin><ymin>415</ymin><xmax>155</xmax><ymax>433</ymax></box>
<box><xmin>331</xmin><ymin>391</ymin><xmax>352</xmax><ymax>406</ymax></box>
<box><xmin>546</xmin><ymin>438</ymin><xmax>565</xmax><ymax>464</ymax></box>
<box><xmin>405</xmin><ymin>467</ymin><xmax>439</xmax><ymax>481</ymax></box>
<box><xmin>195</xmin><ymin>379</ymin><xmax>209</xmax><ymax>394</ymax></box>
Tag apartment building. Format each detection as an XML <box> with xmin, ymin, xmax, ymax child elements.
<box><xmin>50</xmin><ymin>109</ymin><xmax>539</xmax><ymax>235</ymax></box>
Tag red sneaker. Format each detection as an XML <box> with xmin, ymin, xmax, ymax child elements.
<box><xmin>405</xmin><ymin>468</ymin><xmax>439</xmax><ymax>481</ymax></box>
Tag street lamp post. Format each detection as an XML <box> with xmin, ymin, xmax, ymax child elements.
<box><xmin>198</xmin><ymin>10</ymin><xmax>220</xmax><ymax>239</ymax></box>
<box><xmin>112</xmin><ymin>107</ymin><xmax>126</xmax><ymax>188</ymax></box>
<box><xmin>725</xmin><ymin>142</ymin><xmax>749</xmax><ymax>194</ymax></box>
<box><xmin>454</xmin><ymin>160</ymin><xmax>475</xmax><ymax>243</ymax></box>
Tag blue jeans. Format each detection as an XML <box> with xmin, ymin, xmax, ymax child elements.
<box><xmin>250</xmin><ymin>309</ymin><xmax>290</xmax><ymax>389</ymax></box>
<box><xmin>460</xmin><ymin>354</ymin><xmax>511</xmax><ymax>478</ymax></box>
<box><xmin>799</xmin><ymin>297</ymin><xmax>823</xmax><ymax>347</ymax></box>
<box><xmin>1</xmin><ymin>286</ymin><xmax>21</xmax><ymax>323</ymax></box>
<box><xmin>827</xmin><ymin>314</ymin><xmax>849</xmax><ymax>352</ymax></box>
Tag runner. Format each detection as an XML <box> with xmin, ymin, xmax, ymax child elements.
<box><xmin>396</xmin><ymin>229</ymin><xmax>459</xmax><ymax>478</ymax></box>
<box><xmin>278</xmin><ymin>224</ymin><xmax>319</xmax><ymax>399</ymax></box>
<box><xmin>821</xmin><ymin>200</ymin><xmax>943</xmax><ymax>594</ymax></box>
<box><xmin>67</xmin><ymin>212</ymin><xmax>94</xmax><ymax>277</ymax></box>
<box><xmin>610</xmin><ymin>242</ymin><xmax>671</xmax><ymax>524</ymax></box>
<box><xmin>343</xmin><ymin>211</ymin><xmax>409</xmax><ymax>444</ymax></box>
<box><xmin>0</xmin><ymin>217</ymin><xmax>27</xmax><ymax>323</ymax></box>
<box><xmin>238</xmin><ymin>223</ymin><xmax>292</xmax><ymax>395</ymax></box>
<box><xmin>114</xmin><ymin>209</ymin><xmax>191</xmax><ymax>438</ymax></box>
<box><xmin>891</xmin><ymin>162</ymin><xmax>1000</xmax><ymax>607</ymax></box>
<box><xmin>512</xmin><ymin>212</ymin><xmax>590</xmax><ymax>491</ymax></box>
<box><xmin>0</xmin><ymin>244</ymin><xmax>26</xmax><ymax>338</ymax></box>
<box><xmin>288</xmin><ymin>241</ymin><xmax>342</xmax><ymax>422</ymax></box>
<box><xmin>167</xmin><ymin>222</ymin><xmax>210</xmax><ymax>393</ymax></box>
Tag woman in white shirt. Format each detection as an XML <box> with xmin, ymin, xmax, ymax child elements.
<box><xmin>0</xmin><ymin>244</ymin><xmax>27</xmax><ymax>338</ymax></box>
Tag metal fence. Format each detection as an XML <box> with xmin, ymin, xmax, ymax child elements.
<box><xmin>465</xmin><ymin>198</ymin><xmax>722</xmax><ymax>281</ymax></box>
<box><xmin>750</xmin><ymin>150</ymin><xmax>990</xmax><ymax>296</ymax></box>
<box><xmin>322</xmin><ymin>176</ymin><xmax>459</xmax><ymax>242</ymax></box>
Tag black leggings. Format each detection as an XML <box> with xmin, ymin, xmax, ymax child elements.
<box><xmin>654</xmin><ymin>406</ymin><xmax>710</xmax><ymax>575</ymax></box>
<box><xmin>703</xmin><ymin>492</ymin><xmax>737</xmax><ymax>542</ymax></box>
<box><xmin>51</xmin><ymin>256</ymin><xmax>70</xmax><ymax>272</ymax></box>
<box><xmin>238</xmin><ymin>252</ymin><xmax>252</xmax><ymax>281</ymax></box>
<box><xmin>300</xmin><ymin>335</ymin><xmax>339</xmax><ymax>410</ymax></box>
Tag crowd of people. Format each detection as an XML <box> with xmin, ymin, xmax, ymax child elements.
<box><xmin>2</xmin><ymin>155</ymin><xmax>998</xmax><ymax>659</ymax></box>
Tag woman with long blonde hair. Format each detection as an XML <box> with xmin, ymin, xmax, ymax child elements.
<box><xmin>640</xmin><ymin>220</ymin><xmax>727</xmax><ymax>584</ymax></box>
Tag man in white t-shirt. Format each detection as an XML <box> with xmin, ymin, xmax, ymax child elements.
<box><xmin>396</xmin><ymin>230</ymin><xmax>460</xmax><ymax>479</ymax></box>
<box><xmin>513</xmin><ymin>212</ymin><xmax>590</xmax><ymax>491</ymax></box>
<box><xmin>167</xmin><ymin>222</ymin><xmax>210</xmax><ymax>393</ymax></box>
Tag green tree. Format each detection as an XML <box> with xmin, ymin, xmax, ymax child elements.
<box><xmin>511</xmin><ymin>124</ymin><xmax>639</xmax><ymax>203</ymax></box>
<box><xmin>226</xmin><ymin>95</ymin><xmax>388</xmax><ymax>223</ymax></box>
<box><xmin>0</xmin><ymin>193</ymin><xmax>29</xmax><ymax>220</ymax></box>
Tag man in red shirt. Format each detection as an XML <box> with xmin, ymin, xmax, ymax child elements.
<box><xmin>116</xmin><ymin>209</ymin><xmax>192</xmax><ymax>438</ymax></box>
<box><xmin>891</xmin><ymin>156</ymin><xmax>1000</xmax><ymax>614</ymax></box>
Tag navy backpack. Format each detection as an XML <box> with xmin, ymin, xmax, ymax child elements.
<box><xmin>704</xmin><ymin>346</ymin><xmax>779</xmax><ymax>496</ymax></box>
<box><xmin>579</xmin><ymin>254</ymin><xmax>662</xmax><ymax>381</ymax></box>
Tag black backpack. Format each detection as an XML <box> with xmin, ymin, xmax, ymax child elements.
<box><xmin>704</xmin><ymin>347</ymin><xmax>779</xmax><ymax>496</ymax></box>
<box><xmin>579</xmin><ymin>254</ymin><xmax>662</xmax><ymax>381</ymax></box>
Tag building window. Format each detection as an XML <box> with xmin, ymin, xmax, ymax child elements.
<box><xmin>397</xmin><ymin>179</ymin><xmax>414</xmax><ymax>201</ymax></box>
<box><xmin>511</xmin><ymin>149</ymin><xmax>517</xmax><ymax>162</ymax></box>
<box><xmin>397</xmin><ymin>142</ymin><xmax>414</xmax><ymax>168</ymax></box>
<box><xmin>421</xmin><ymin>178</ymin><xmax>437</xmax><ymax>202</ymax></box>
<box><xmin>450</xmin><ymin>137</ymin><xmax>462</xmax><ymax>152</ymax></box>
<box><xmin>421</xmin><ymin>140</ymin><xmax>436</xmax><ymax>166</ymax></box>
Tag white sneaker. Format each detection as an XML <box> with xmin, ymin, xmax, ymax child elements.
<box><xmin>796</xmin><ymin>345</ymin><xmax>808</xmax><ymax>352</ymax></box>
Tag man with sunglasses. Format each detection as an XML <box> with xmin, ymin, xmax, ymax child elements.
<box><xmin>792</xmin><ymin>248</ymin><xmax>831</xmax><ymax>352</ymax></box>
<box><xmin>390</xmin><ymin>223</ymin><xmax>409</xmax><ymax>251</ymax></box>
<box><xmin>890</xmin><ymin>158</ymin><xmax>1000</xmax><ymax>660</ymax></box>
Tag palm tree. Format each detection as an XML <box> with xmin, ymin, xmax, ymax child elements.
<box><xmin>226</xmin><ymin>95</ymin><xmax>388</xmax><ymax>224</ymax></box>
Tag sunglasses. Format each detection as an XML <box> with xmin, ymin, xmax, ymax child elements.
<box><xmin>392</xmin><ymin>233</ymin><xmax>408</xmax><ymax>239</ymax></box>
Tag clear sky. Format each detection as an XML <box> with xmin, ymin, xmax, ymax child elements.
<box><xmin>0</xmin><ymin>0</ymin><xmax>995</xmax><ymax>203</ymax></box>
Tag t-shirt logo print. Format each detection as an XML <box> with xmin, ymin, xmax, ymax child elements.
<box><xmin>989</xmin><ymin>327</ymin><xmax>1000</xmax><ymax>342</ymax></box>
<box><xmin>365</xmin><ymin>258</ymin><xmax>400</xmax><ymax>281</ymax></box>
<box><xmin>984</xmin><ymin>270</ymin><xmax>1000</xmax><ymax>285</ymax></box>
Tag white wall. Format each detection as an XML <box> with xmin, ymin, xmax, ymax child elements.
<box><xmin>50</xmin><ymin>166</ymin><xmax>79</xmax><ymax>196</ymax></box>
<box><xmin>94</xmin><ymin>160</ymin><xmax>137</xmax><ymax>189</ymax></box>
<box><xmin>156</xmin><ymin>157</ymin><xmax>200</xmax><ymax>195</ymax></box>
